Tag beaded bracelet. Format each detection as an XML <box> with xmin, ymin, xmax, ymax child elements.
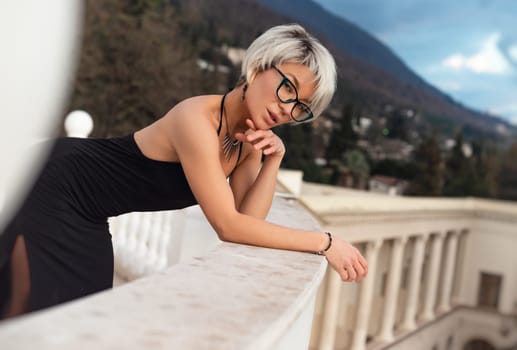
<box><xmin>314</xmin><ymin>232</ymin><xmax>332</xmax><ymax>255</ymax></box>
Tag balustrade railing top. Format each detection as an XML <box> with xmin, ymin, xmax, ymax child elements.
<box><xmin>298</xmin><ymin>183</ymin><xmax>517</xmax><ymax>217</ymax></box>
<box><xmin>0</xmin><ymin>197</ymin><xmax>327</xmax><ymax>350</ymax></box>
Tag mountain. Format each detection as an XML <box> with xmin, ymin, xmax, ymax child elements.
<box><xmin>258</xmin><ymin>0</ymin><xmax>516</xmax><ymax>140</ymax></box>
<box><xmin>262</xmin><ymin>0</ymin><xmax>426</xmax><ymax>88</ymax></box>
<box><xmin>72</xmin><ymin>0</ymin><xmax>515</xmax><ymax>142</ymax></box>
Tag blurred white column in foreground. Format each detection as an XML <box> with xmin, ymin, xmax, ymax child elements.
<box><xmin>0</xmin><ymin>1</ymin><xmax>83</xmax><ymax>225</ymax></box>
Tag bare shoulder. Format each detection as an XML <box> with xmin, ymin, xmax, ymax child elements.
<box><xmin>163</xmin><ymin>95</ymin><xmax>221</xmax><ymax>158</ymax></box>
<box><xmin>166</xmin><ymin>95</ymin><xmax>219</xmax><ymax>128</ymax></box>
<box><xmin>134</xmin><ymin>95</ymin><xmax>221</xmax><ymax>163</ymax></box>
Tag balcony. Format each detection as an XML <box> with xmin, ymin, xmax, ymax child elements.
<box><xmin>0</xmin><ymin>196</ymin><xmax>326</xmax><ymax>349</ymax></box>
<box><xmin>2</xmin><ymin>168</ymin><xmax>516</xmax><ymax>350</ymax></box>
<box><xmin>296</xmin><ymin>178</ymin><xmax>517</xmax><ymax>350</ymax></box>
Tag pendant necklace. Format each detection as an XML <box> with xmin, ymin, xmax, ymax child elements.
<box><xmin>220</xmin><ymin>92</ymin><xmax>242</xmax><ymax>160</ymax></box>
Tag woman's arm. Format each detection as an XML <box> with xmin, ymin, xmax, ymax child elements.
<box><xmin>230</xmin><ymin>121</ymin><xmax>285</xmax><ymax>219</ymax></box>
<box><xmin>169</xmin><ymin>104</ymin><xmax>367</xmax><ymax>283</ymax></box>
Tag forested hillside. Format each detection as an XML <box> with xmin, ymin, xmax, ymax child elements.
<box><xmin>67</xmin><ymin>0</ymin><xmax>517</xmax><ymax>200</ymax></box>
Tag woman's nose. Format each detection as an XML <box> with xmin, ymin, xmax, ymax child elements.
<box><xmin>278</xmin><ymin>102</ymin><xmax>294</xmax><ymax>120</ymax></box>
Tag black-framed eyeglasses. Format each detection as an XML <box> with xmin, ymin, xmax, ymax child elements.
<box><xmin>272</xmin><ymin>65</ymin><xmax>314</xmax><ymax>123</ymax></box>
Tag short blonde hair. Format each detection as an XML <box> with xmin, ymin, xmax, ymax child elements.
<box><xmin>240</xmin><ymin>24</ymin><xmax>337</xmax><ymax>118</ymax></box>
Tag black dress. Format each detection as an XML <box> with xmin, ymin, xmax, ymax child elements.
<box><xmin>0</xmin><ymin>134</ymin><xmax>200</xmax><ymax>312</ymax></box>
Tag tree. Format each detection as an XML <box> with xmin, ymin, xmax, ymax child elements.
<box><xmin>276</xmin><ymin>123</ymin><xmax>325</xmax><ymax>182</ymax></box>
<box><xmin>325</xmin><ymin>103</ymin><xmax>358</xmax><ymax>160</ymax></box>
<box><xmin>371</xmin><ymin>158</ymin><xmax>418</xmax><ymax>180</ymax></box>
<box><xmin>405</xmin><ymin>133</ymin><xmax>443</xmax><ymax>196</ymax></box>
<box><xmin>442</xmin><ymin>132</ymin><xmax>477</xmax><ymax>196</ymax></box>
<box><xmin>385</xmin><ymin>107</ymin><xmax>411</xmax><ymax>142</ymax></box>
<box><xmin>469</xmin><ymin>140</ymin><xmax>498</xmax><ymax>198</ymax></box>
<box><xmin>498</xmin><ymin>142</ymin><xmax>517</xmax><ymax>200</ymax></box>
<box><xmin>325</xmin><ymin>103</ymin><xmax>360</xmax><ymax>184</ymax></box>
<box><xmin>344</xmin><ymin>149</ymin><xmax>370</xmax><ymax>188</ymax></box>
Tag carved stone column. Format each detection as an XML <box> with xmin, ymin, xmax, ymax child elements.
<box><xmin>318</xmin><ymin>269</ymin><xmax>344</xmax><ymax>350</ymax></box>
<box><xmin>420</xmin><ymin>232</ymin><xmax>445</xmax><ymax>321</ymax></box>
<box><xmin>400</xmin><ymin>234</ymin><xmax>427</xmax><ymax>330</ymax></box>
<box><xmin>350</xmin><ymin>239</ymin><xmax>383</xmax><ymax>350</ymax></box>
<box><xmin>438</xmin><ymin>231</ymin><xmax>459</xmax><ymax>312</ymax></box>
<box><xmin>375</xmin><ymin>237</ymin><xmax>408</xmax><ymax>342</ymax></box>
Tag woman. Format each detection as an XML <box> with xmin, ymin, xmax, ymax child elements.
<box><xmin>0</xmin><ymin>23</ymin><xmax>367</xmax><ymax>319</ymax></box>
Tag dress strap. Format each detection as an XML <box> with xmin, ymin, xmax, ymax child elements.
<box><xmin>218</xmin><ymin>92</ymin><xmax>243</xmax><ymax>167</ymax></box>
<box><xmin>236</xmin><ymin>142</ymin><xmax>243</xmax><ymax>163</ymax></box>
<box><xmin>217</xmin><ymin>93</ymin><xmax>227</xmax><ymax>136</ymax></box>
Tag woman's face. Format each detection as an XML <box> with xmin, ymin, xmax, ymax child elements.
<box><xmin>245</xmin><ymin>62</ymin><xmax>317</xmax><ymax>130</ymax></box>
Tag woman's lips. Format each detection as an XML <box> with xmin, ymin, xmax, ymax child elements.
<box><xmin>266</xmin><ymin>110</ymin><xmax>277</xmax><ymax>125</ymax></box>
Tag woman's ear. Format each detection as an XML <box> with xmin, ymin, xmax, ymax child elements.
<box><xmin>236</xmin><ymin>75</ymin><xmax>246</xmax><ymax>87</ymax></box>
<box><xmin>247</xmin><ymin>71</ymin><xmax>257</xmax><ymax>85</ymax></box>
<box><xmin>241</xmin><ymin>83</ymin><xmax>248</xmax><ymax>101</ymax></box>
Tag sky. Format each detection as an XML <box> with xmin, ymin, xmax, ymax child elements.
<box><xmin>314</xmin><ymin>0</ymin><xmax>517</xmax><ymax>125</ymax></box>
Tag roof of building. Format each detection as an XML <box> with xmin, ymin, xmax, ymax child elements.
<box><xmin>370</xmin><ymin>174</ymin><xmax>406</xmax><ymax>186</ymax></box>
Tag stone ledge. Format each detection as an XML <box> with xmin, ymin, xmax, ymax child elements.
<box><xmin>0</xmin><ymin>197</ymin><xmax>327</xmax><ymax>350</ymax></box>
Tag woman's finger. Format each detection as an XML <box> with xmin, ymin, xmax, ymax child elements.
<box><xmin>358</xmin><ymin>255</ymin><xmax>368</xmax><ymax>274</ymax></box>
<box><xmin>253</xmin><ymin>137</ymin><xmax>276</xmax><ymax>151</ymax></box>
<box><xmin>354</xmin><ymin>261</ymin><xmax>365</xmax><ymax>276</ymax></box>
<box><xmin>246</xmin><ymin>129</ymin><xmax>271</xmax><ymax>142</ymax></box>
<box><xmin>345</xmin><ymin>265</ymin><xmax>357</xmax><ymax>281</ymax></box>
<box><xmin>353</xmin><ymin>261</ymin><xmax>365</xmax><ymax>282</ymax></box>
<box><xmin>235</xmin><ymin>131</ymin><xmax>266</xmax><ymax>145</ymax></box>
<box><xmin>234</xmin><ymin>132</ymin><xmax>248</xmax><ymax>142</ymax></box>
<box><xmin>341</xmin><ymin>269</ymin><xmax>349</xmax><ymax>282</ymax></box>
<box><xmin>263</xmin><ymin>144</ymin><xmax>281</xmax><ymax>155</ymax></box>
<box><xmin>246</xmin><ymin>118</ymin><xmax>257</xmax><ymax>131</ymax></box>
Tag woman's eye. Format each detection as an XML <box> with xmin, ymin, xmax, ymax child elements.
<box><xmin>284</xmin><ymin>81</ymin><xmax>294</xmax><ymax>93</ymax></box>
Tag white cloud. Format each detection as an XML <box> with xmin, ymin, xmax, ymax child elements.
<box><xmin>443</xmin><ymin>55</ymin><xmax>465</xmax><ymax>70</ymax></box>
<box><xmin>509</xmin><ymin>45</ymin><xmax>517</xmax><ymax>62</ymax></box>
<box><xmin>442</xmin><ymin>33</ymin><xmax>513</xmax><ymax>74</ymax></box>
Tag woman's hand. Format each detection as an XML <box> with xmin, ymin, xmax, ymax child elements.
<box><xmin>235</xmin><ymin>118</ymin><xmax>285</xmax><ymax>158</ymax></box>
<box><xmin>325</xmin><ymin>237</ymin><xmax>368</xmax><ymax>283</ymax></box>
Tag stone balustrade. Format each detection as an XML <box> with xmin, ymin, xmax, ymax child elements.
<box><xmin>2</xmin><ymin>170</ymin><xmax>516</xmax><ymax>350</ymax></box>
<box><xmin>109</xmin><ymin>210</ymin><xmax>187</xmax><ymax>282</ymax></box>
<box><xmin>304</xmin><ymin>189</ymin><xmax>517</xmax><ymax>350</ymax></box>
<box><xmin>0</xmin><ymin>197</ymin><xmax>327</xmax><ymax>349</ymax></box>
<box><xmin>4</xmin><ymin>118</ymin><xmax>515</xmax><ymax>349</ymax></box>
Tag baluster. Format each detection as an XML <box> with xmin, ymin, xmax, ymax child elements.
<box><xmin>167</xmin><ymin>209</ymin><xmax>187</xmax><ymax>264</ymax></box>
<box><xmin>438</xmin><ymin>231</ymin><xmax>459</xmax><ymax>312</ymax></box>
<box><xmin>133</xmin><ymin>212</ymin><xmax>152</xmax><ymax>277</ymax></box>
<box><xmin>156</xmin><ymin>211</ymin><xmax>171</xmax><ymax>270</ymax></box>
<box><xmin>350</xmin><ymin>239</ymin><xmax>383</xmax><ymax>350</ymax></box>
<box><xmin>144</xmin><ymin>212</ymin><xmax>163</xmax><ymax>274</ymax></box>
<box><xmin>400</xmin><ymin>234</ymin><xmax>428</xmax><ymax>330</ymax></box>
<box><xmin>375</xmin><ymin>237</ymin><xmax>408</xmax><ymax>342</ymax></box>
<box><xmin>420</xmin><ymin>232</ymin><xmax>445</xmax><ymax>321</ymax></box>
<box><xmin>121</xmin><ymin>213</ymin><xmax>142</xmax><ymax>280</ymax></box>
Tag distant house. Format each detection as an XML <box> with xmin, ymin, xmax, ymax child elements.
<box><xmin>369</xmin><ymin>174</ymin><xmax>408</xmax><ymax>195</ymax></box>
<box><xmin>359</xmin><ymin>138</ymin><xmax>414</xmax><ymax>161</ymax></box>
<box><xmin>221</xmin><ymin>44</ymin><xmax>246</xmax><ymax>66</ymax></box>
